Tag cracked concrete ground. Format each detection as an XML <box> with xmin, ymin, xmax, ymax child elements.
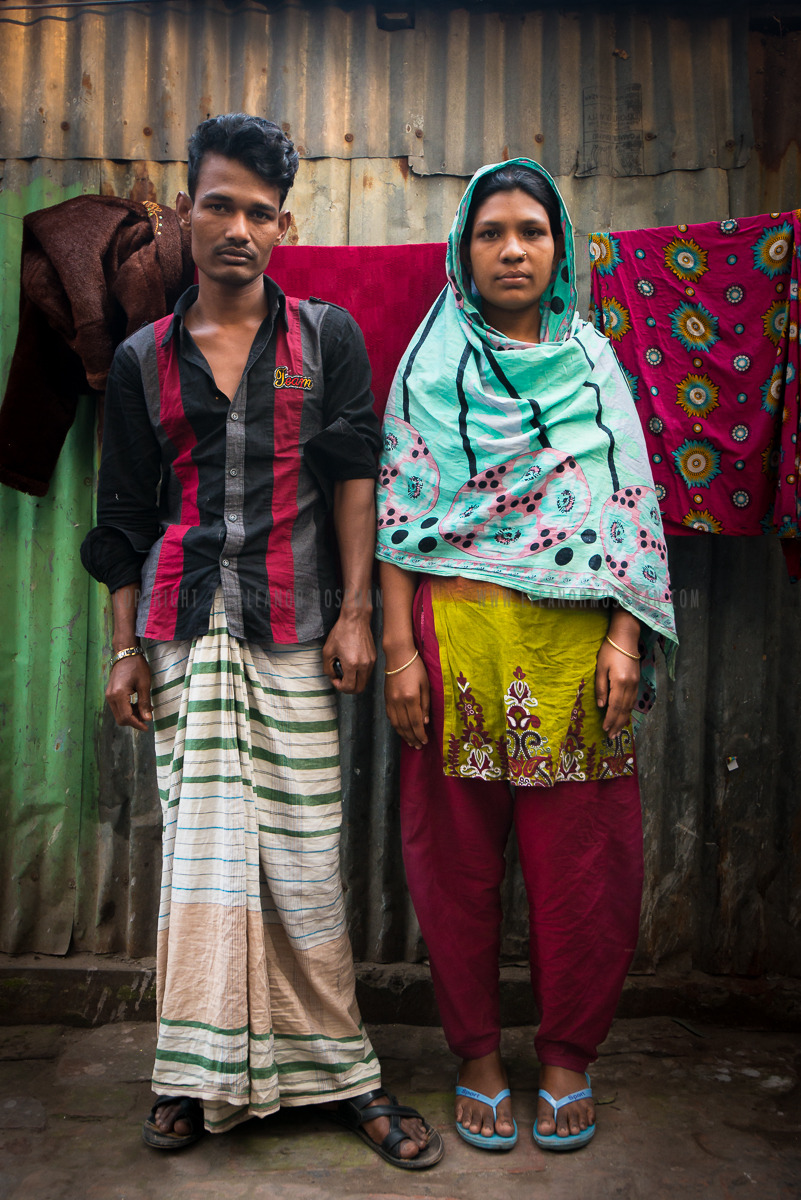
<box><xmin>0</xmin><ymin>1017</ymin><xmax>799</xmax><ymax>1199</ymax></box>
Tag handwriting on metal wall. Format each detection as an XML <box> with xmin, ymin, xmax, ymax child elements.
<box><xmin>579</xmin><ymin>84</ymin><xmax>644</xmax><ymax>178</ymax></box>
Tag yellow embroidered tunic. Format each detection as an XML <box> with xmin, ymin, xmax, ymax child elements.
<box><xmin>430</xmin><ymin>577</ymin><xmax>635</xmax><ymax>786</ymax></box>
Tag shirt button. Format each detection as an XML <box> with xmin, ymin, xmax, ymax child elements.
<box><xmin>221</xmin><ymin>558</ymin><xmax>230</xmax><ymax>568</ymax></box>
<box><xmin>228</xmin><ymin>513</ymin><xmax>238</xmax><ymax>522</ymax></box>
<box><xmin>229</xmin><ymin>468</ymin><xmax>238</xmax><ymax>477</ymax></box>
<box><xmin>230</xmin><ymin>411</ymin><xmax>239</xmax><ymax>421</ymax></box>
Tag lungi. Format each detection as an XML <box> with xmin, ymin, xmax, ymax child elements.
<box><xmin>146</xmin><ymin>592</ymin><xmax>379</xmax><ymax>1133</ymax></box>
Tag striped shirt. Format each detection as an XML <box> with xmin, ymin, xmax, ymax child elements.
<box><xmin>81</xmin><ymin>278</ymin><xmax>380</xmax><ymax>643</ymax></box>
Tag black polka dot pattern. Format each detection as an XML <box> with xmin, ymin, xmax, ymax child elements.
<box><xmin>377</xmin><ymin>419</ymin><xmax>440</xmax><ymax>529</ymax></box>
<box><xmin>599</xmin><ymin>488</ymin><xmax>669</xmax><ymax>597</ymax></box>
<box><xmin>439</xmin><ymin>452</ymin><xmax>591</xmax><ymax>556</ymax></box>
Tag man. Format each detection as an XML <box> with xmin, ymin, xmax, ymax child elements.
<box><xmin>81</xmin><ymin>113</ymin><xmax>441</xmax><ymax>1168</ymax></box>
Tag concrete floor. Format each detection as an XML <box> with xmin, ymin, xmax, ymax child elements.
<box><xmin>0</xmin><ymin>1017</ymin><xmax>799</xmax><ymax>1200</ymax></box>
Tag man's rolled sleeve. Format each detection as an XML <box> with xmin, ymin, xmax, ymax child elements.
<box><xmin>80</xmin><ymin>341</ymin><xmax>162</xmax><ymax>589</ymax></box>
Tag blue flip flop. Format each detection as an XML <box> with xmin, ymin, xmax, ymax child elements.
<box><xmin>532</xmin><ymin>1072</ymin><xmax>595</xmax><ymax>1151</ymax></box>
<box><xmin>455</xmin><ymin>1082</ymin><xmax>518</xmax><ymax>1150</ymax></box>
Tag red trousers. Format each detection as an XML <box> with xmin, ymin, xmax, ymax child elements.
<box><xmin>400</xmin><ymin>582</ymin><xmax>644</xmax><ymax>1073</ymax></box>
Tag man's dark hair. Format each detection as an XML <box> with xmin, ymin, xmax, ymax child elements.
<box><xmin>187</xmin><ymin>113</ymin><xmax>300</xmax><ymax>206</ymax></box>
<box><xmin>463</xmin><ymin>164</ymin><xmax>563</xmax><ymax>244</ymax></box>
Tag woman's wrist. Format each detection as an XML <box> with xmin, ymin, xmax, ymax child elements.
<box><xmin>606</xmin><ymin>608</ymin><xmax>640</xmax><ymax>658</ymax></box>
<box><xmin>383</xmin><ymin>639</ymin><xmax>417</xmax><ymax>662</ymax></box>
<box><xmin>608</xmin><ymin>607</ymin><xmax>640</xmax><ymax>635</ymax></box>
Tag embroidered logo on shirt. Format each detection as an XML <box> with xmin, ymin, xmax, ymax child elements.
<box><xmin>274</xmin><ymin>365</ymin><xmax>313</xmax><ymax>390</ymax></box>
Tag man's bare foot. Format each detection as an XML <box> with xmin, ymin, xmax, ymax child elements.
<box><xmin>320</xmin><ymin>1092</ymin><xmax>430</xmax><ymax>1160</ymax></box>
<box><xmin>535</xmin><ymin>1066</ymin><xmax>595</xmax><ymax>1139</ymax></box>
<box><xmin>153</xmin><ymin>1099</ymin><xmax>194</xmax><ymax>1137</ymax></box>
<box><xmin>455</xmin><ymin>1049</ymin><xmax>515</xmax><ymax>1139</ymax></box>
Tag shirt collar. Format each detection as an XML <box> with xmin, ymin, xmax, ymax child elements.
<box><xmin>159</xmin><ymin>274</ymin><xmax>286</xmax><ymax>349</ymax></box>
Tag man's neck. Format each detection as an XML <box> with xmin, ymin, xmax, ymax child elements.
<box><xmin>187</xmin><ymin>273</ymin><xmax>270</xmax><ymax>330</ymax></box>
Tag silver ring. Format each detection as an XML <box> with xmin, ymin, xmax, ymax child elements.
<box><xmin>129</xmin><ymin>692</ymin><xmax>138</xmax><ymax>704</ymax></box>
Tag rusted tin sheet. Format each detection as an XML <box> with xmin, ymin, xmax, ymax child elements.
<box><xmin>0</xmin><ymin>163</ymin><xmax>106</xmax><ymax>955</ymax></box>
<box><xmin>730</xmin><ymin>29</ymin><xmax>801</xmax><ymax>218</ymax></box>
<box><xmin>0</xmin><ymin>2</ymin><xmax>751</xmax><ymax>178</ymax></box>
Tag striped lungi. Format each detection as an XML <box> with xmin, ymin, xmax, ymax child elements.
<box><xmin>146</xmin><ymin>592</ymin><xmax>379</xmax><ymax>1133</ymax></box>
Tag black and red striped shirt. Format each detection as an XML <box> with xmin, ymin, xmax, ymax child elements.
<box><xmin>81</xmin><ymin>278</ymin><xmax>380</xmax><ymax>644</ymax></box>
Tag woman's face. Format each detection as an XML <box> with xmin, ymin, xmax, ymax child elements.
<box><xmin>465</xmin><ymin>188</ymin><xmax>562</xmax><ymax>329</ymax></box>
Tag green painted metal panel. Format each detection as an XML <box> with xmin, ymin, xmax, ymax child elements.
<box><xmin>0</xmin><ymin>175</ymin><xmax>108</xmax><ymax>953</ymax></box>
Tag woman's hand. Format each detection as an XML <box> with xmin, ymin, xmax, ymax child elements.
<box><xmin>384</xmin><ymin>651</ymin><xmax>430</xmax><ymax>749</ymax></box>
<box><xmin>595</xmin><ymin>608</ymin><xmax>641</xmax><ymax>738</ymax></box>
<box><xmin>379</xmin><ymin>562</ymin><xmax>429</xmax><ymax>748</ymax></box>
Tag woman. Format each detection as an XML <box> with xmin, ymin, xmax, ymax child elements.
<box><xmin>376</xmin><ymin>160</ymin><xmax>677</xmax><ymax>1152</ymax></box>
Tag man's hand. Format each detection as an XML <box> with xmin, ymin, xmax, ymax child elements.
<box><xmin>322</xmin><ymin>612</ymin><xmax>376</xmax><ymax>695</ymax></box>
<box><xmin>106</xmin><ymin>654</ymin><xmax>153</xmax><ymax>731</ymax></box>
<box><xmin>326</xmin><ymin>478</ymin><xmax>377</xmax><ymax>694</ymax></box>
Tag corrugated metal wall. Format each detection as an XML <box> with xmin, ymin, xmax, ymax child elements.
<box><xmin>1</xmin><ymin>1</ymin><xmax>799</xmax><ymax>978</ymax></box>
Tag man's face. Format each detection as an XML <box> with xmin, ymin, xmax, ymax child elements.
<box><xmin>176</xmin><ymin>152</ymin><xmax>291</xmax><ymax>288</ymax></box>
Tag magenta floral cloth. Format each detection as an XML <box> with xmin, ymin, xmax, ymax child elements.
<box><xmin>589</xmin><ymin>212</ymin><xmax>801</xmax><ymax>554</ymax></box>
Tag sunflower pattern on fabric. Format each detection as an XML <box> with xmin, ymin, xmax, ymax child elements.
<box><xmin>670</xmin><ymin>302</ymin><xmax>720</xmax><ymax>353</ymax></box>
<box><xmin>682</xmin><ymin>508</ymin><xmax>723</xmax><ymax>534</ymax></box>
<box><xmin>589</xmin><ymin>211</ymin><xmax>801</xmax><ymax>541</ymax></box>
<box><xmin>664</xmin><ymin>238</ymin><xmax>709</xmax><ymax>283</ymax></box>
<box><xmin>589</xmin><ymin>233</ymin><xmax>622</xmax><ymax>276</ymax></box>
<box><xmin>602</xmin><ymin>296</ymin><xmax>631</xmax><ymax>340</ymax></box>
<box><xmin>622</xmin><ymin>366</ymin><xmax>641</xmax><ymax>402</ymax></box>
<box><xmin>672</xmin><ymin>439</ymin><xmax>722</xmax><ymax>489</ymax></box>
<box><xmin>676</xmin><ymin>374</ymin><xmax>719</xmax><ymax>419</ymax></box>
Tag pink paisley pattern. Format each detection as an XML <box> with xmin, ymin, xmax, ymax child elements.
<box><xmin>377</xmin><ymin>417</ymin><xmax>440</xmax><ymax>528</ymax></box>
<box><xmin>439</xmin><ymin>450</ymin><xmax>592</xmax><ymax>560</ymax></box>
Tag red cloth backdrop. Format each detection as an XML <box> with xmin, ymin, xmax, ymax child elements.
<box><xmin>268</xmin><ymin>243</ymin><xmax>447</xmax><ymax>418</ymax></box>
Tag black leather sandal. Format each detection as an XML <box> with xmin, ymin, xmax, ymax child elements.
<box><xmin>322</xmin><ymin>1087</ymin><xmax>444</xmax><ymax>1169</ymax></box>
<box><xmin>141</xmin><ymin>1095</ymin><xmax>205</xmax><ymax>1150</ymax></box>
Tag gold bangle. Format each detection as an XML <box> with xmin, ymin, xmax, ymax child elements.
<box><xmin>110</xmin><ymin>646</ymin><xmax>145</xmax><ymax>669</ymax></box>
<box><xmin>385</xmin><ymin>649</ymin><xmax>420</xmax><ymax>676</ymax></box>
<box><xmin>605</xmin><ymin>635</ymin><xmax>640</xmax><ymax>661</ymax></box>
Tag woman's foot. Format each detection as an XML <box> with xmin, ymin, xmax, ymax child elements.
<box><xmin>455</xmin><ymin>1049</ymin><xmax>515</xmax><ymax>1139</ymax></box>
<box><xmin>535</xmin><ymin>1066</ymin><xmax>595</xmax><ymax>1139</ymax></box>
<box><xmin>320</xmin><ymin>1092</ymin><xmax>431</xmax><ymax>1160</ymax></box>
